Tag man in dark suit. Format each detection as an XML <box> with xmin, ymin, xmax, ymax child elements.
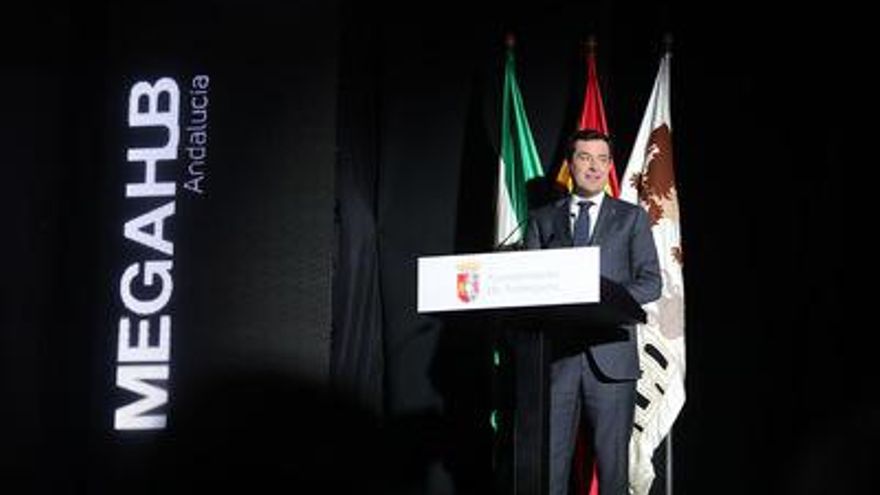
<box><xmin>524</xmin><ymin>129</ymin><xmax>661</xmax><ymax>495</ymax></box>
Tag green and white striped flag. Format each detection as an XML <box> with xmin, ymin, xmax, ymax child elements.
<box><xmin>495</xmin><ymin>44</ymin><xmax>544</xmax><ymax>247</ymax></box>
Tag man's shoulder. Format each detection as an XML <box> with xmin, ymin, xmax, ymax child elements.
<box><xmin>530</xmin><ymin>197</ymin><xmax>568</xmax><ymax>219</ymax></box>
<box><xmin>603</xmin><ymin>196</ymin><xmax>644</xmax><ymax>216</ymax></box>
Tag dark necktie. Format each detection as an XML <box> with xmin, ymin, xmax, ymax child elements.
<box><xmin>573</xmin><ymin>200</ymin><xmax>593</xmax><ymax>247</ymax></box>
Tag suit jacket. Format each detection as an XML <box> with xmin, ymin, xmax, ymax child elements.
<box><xmin>524</xmin><ymin>195</ymin><xmax>661</xmax><ymax>380</ymax></box>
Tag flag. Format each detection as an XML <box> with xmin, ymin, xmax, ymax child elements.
<box><xmin>495</xmin><ymin>41</ymin><xmax>544</xmax><ymax>247</ymax></box>
<box><xmin>555</xmin><ymin>44</ymin><xmax>620</xmax><ymax>198</ymax></box>
<box><xmin>620</xmin><ymin>50</ymin><xmax>686</xmax><ymax>495</ymax></box>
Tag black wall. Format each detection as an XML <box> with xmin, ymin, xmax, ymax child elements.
<box><xmin>3</xmin><ymin>2</ymin><xmax>339</xmax><ymax>493</ymax></box>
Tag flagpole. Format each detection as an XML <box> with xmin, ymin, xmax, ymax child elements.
<box><xmin>585</xmin><ymin>34</ymin><xmax>597</xmax><ymax>55</ymax></box>
<box><xmin>663</xmin><ymin>32</ymin><xmax>674</xmax><ymax>495</ymax></box>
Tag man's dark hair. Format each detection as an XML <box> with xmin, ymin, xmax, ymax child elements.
<box><xmin>566</xmin><ymin>129</ymin><xmax>613</xmax><ymax>162</ymax></box>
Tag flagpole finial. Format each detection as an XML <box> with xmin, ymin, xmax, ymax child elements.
<box><xmin>505</xmin><ymin>33</ymin><xmax>516</xmax><ymax>49</ymax></box>
<box><xmin>663</xmin><ymin>33</ymin><xmax>673</xmax><ymax>54</ymax></box>
<box><xmin>585</xmin><ymin>35</ymin><xmax>597</xmax><ymax>55</ymax></box>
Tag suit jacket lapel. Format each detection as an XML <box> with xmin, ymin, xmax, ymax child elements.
<box><xmin>552</xmin><ymin>200</ymin><xmax>572</xmax><ymax>247</ymax></box>
<box><xmin>590</xmin><ymin>195</ymin><xmax>617</xmax><ymax>246</ymax></box>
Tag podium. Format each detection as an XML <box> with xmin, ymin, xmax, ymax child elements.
<box><xmin>417</xmin><ymin>247</ymin><xmax>645</xmax><ymax>495</ymax></box>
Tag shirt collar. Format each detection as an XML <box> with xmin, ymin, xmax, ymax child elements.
<box><xmin>570</xmin><ymin>191</ymin><xmax>605</xmax><ymax>212</ymax></box>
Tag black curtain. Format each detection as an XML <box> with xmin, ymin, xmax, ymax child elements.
<box><xmin>331</xmin><ymin>3</ymin><xmax>386</xmax><ymax>415</ymax></box>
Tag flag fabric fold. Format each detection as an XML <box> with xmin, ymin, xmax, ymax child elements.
<box><xmin>495</xmin><ymin>45</ymin><xmax>544</xmax><ymax>247</ymax></box>
<box><xmin>620</xmin><ymin>51</ymin><xmax>686</xmax><ymax>495</ymax></box>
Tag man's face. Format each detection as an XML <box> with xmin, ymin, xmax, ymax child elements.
<box><xmin>570</xmin><ymin>138</ymin><xmax>611</xmax><ymax>196</ymax></box>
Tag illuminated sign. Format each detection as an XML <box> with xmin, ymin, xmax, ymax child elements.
<box><xmin>114</xmin><ymin>78</ymin><xmax>179</xmax><ymax>430</ymax></box>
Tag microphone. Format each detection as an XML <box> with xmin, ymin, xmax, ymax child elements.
<box><xmin>494</xmin><ymin>217</ymin><xmax>530</xmax><ymax>251</ymax></box>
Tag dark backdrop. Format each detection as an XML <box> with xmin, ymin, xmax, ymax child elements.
<box><xmin>3</xmin><ymin>1</ymin><xmax>339</xmax><ymax>493</ymax></box>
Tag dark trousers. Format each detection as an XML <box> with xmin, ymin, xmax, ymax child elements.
<box><xmin>549</xmin><ymin>352</ymin><xmax>636</xmax><ymax>495</ymax></box>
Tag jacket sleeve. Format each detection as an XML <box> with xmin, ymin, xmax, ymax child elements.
<box><xmin>625</xmin><ymin>207</ymin><xmax>662</xmax><ymax>305</ymax></box>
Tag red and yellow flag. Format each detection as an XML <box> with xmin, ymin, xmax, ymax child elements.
<box><xmin>555</xmin><ymin>45</ymin><xmax>620</xmax><ymax>198</ymax></box>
